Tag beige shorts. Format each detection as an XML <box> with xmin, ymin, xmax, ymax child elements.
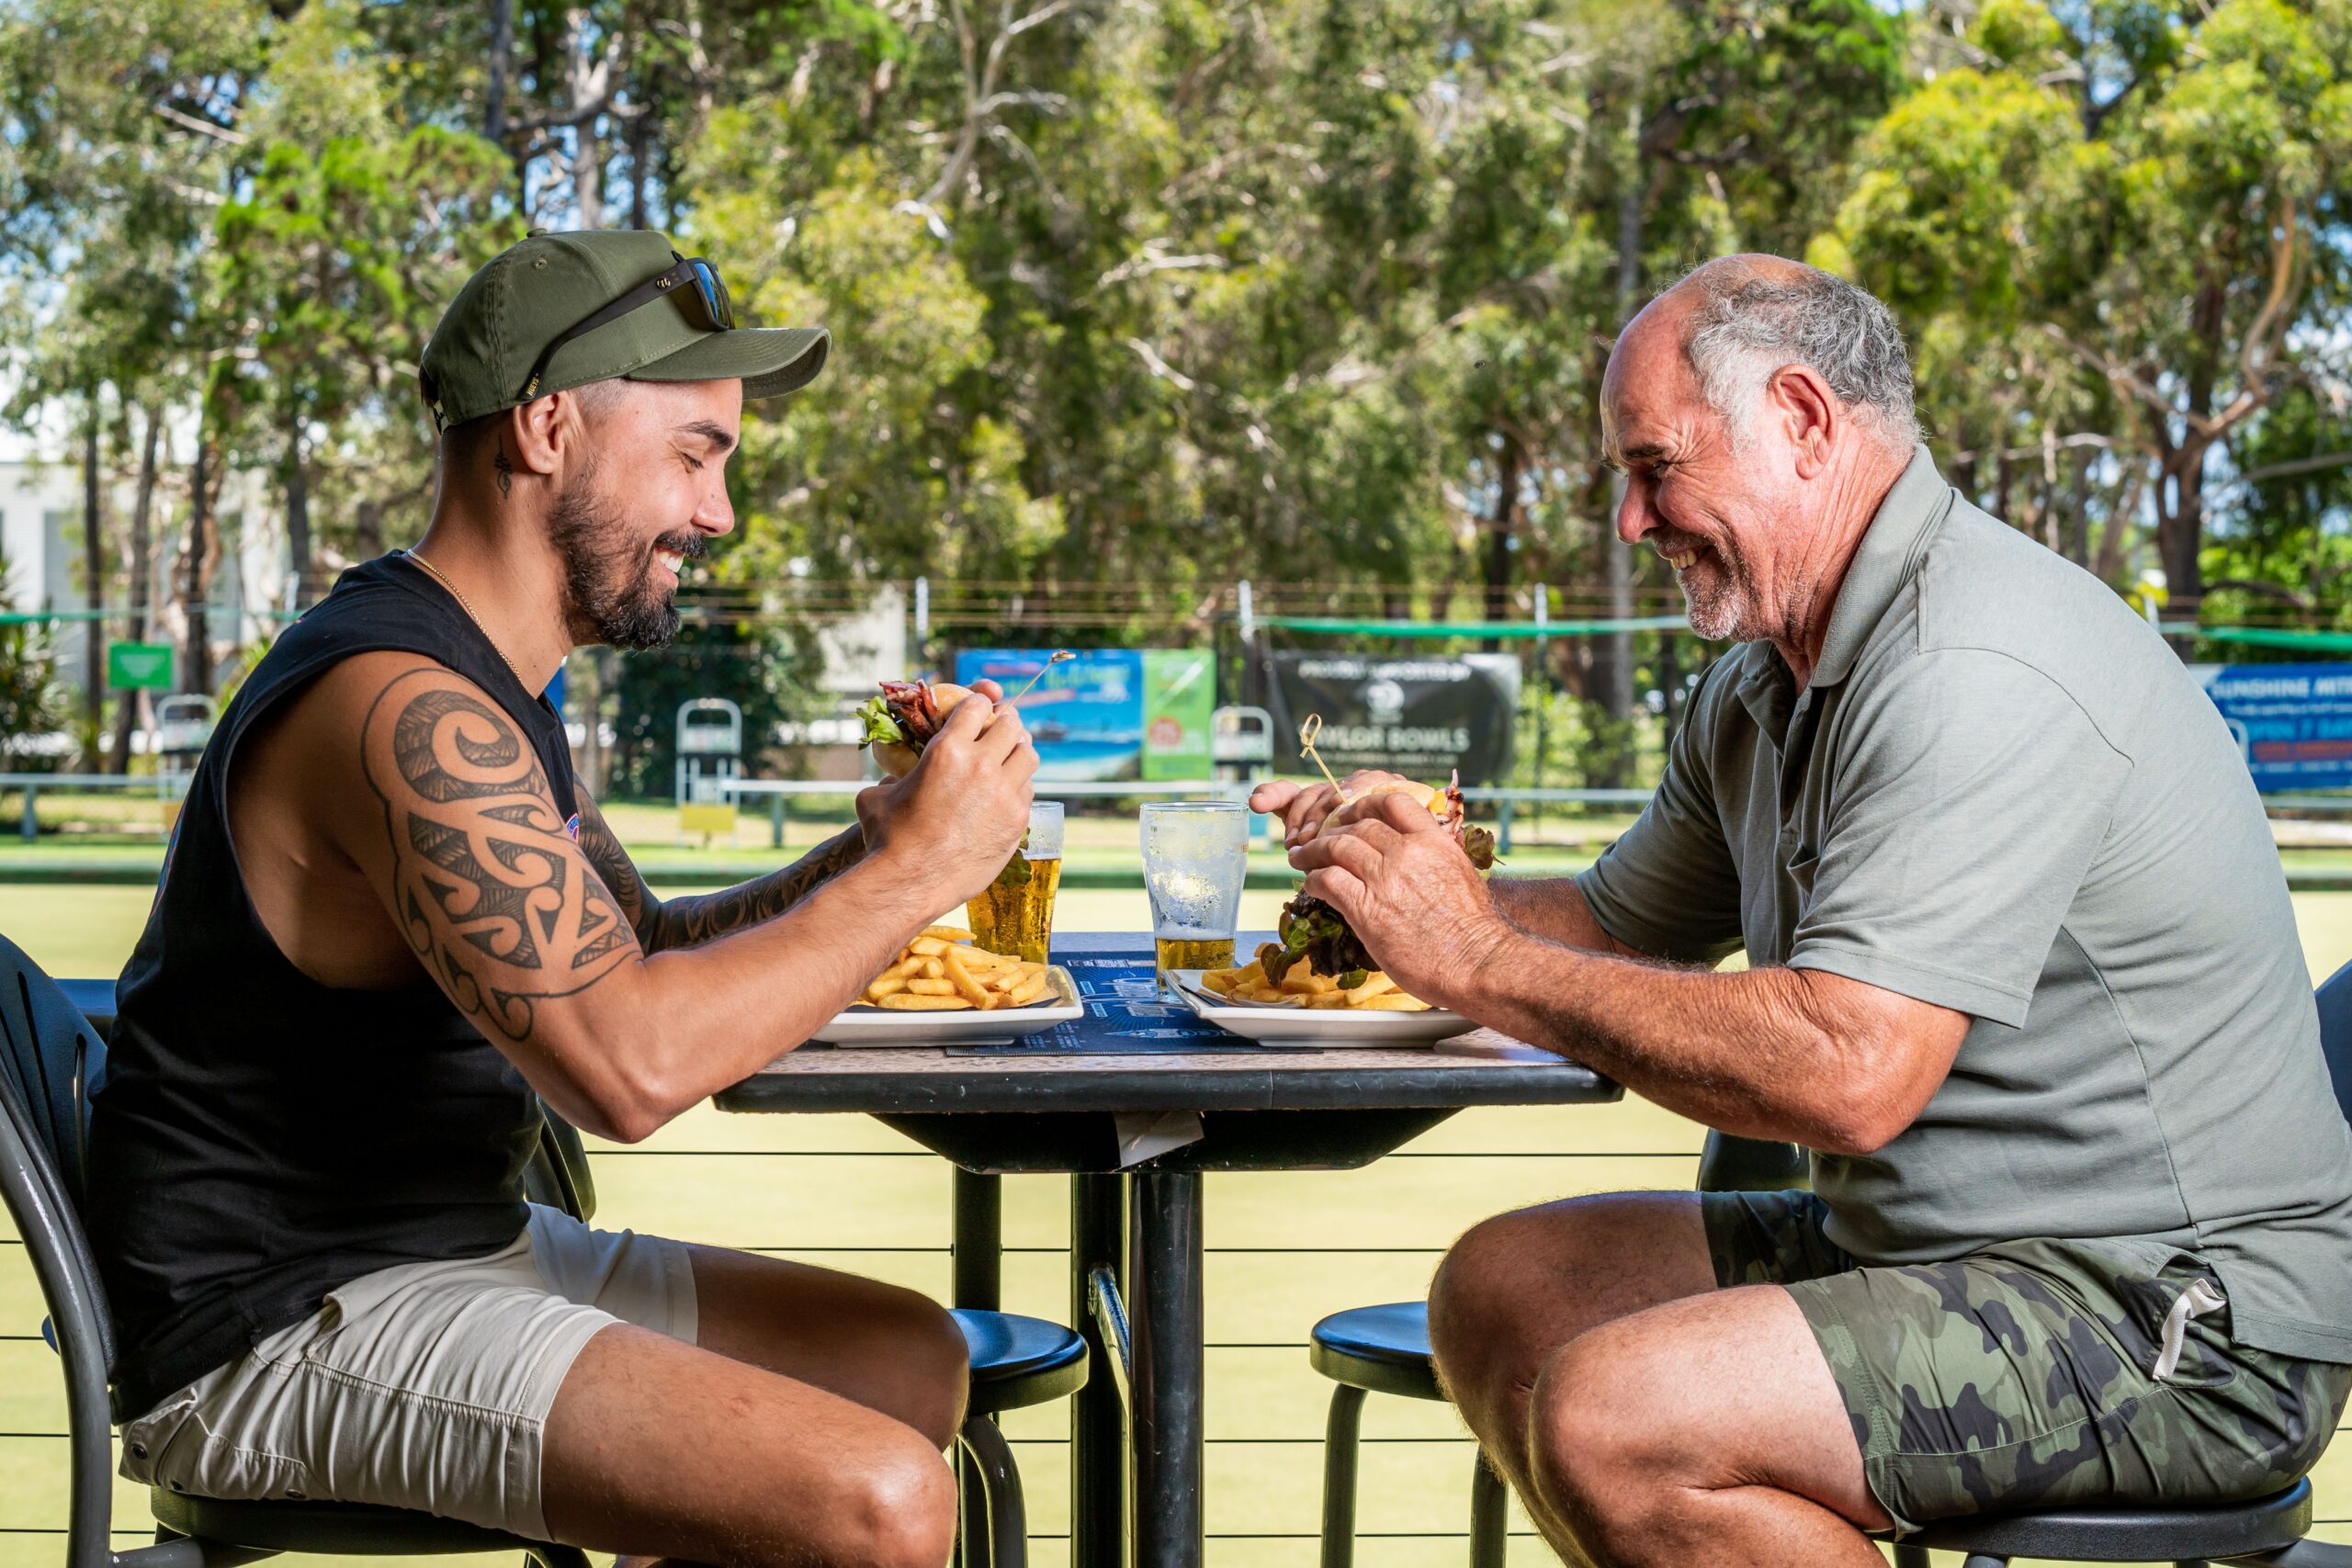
<box><xmin>118</xmin><ymin>1204</ymin><xmax>697</xmax><ymax>1541</ymax></box>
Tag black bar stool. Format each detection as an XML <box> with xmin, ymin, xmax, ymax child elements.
<box><xmin>956</xmin><ymin>1309</ymin><xmax>1090</xmax><ymax>1568</ymax></box>
<box><xmin>1310</xmin><ymin>1301</ymin><xmax>1506</xmax><ymax>1568</ymax></box>
<box><xmin>1881</xmin><ymin>1480</ymin><xmax>2345</xmax><ymax>1567</ymax></box>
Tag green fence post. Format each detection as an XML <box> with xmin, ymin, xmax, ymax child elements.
<box><xmin>1498</xmin><ymin>796</ymin><xmax>1514</xmax><ymax>858</ymax></box>
<box><xmin>770</xmin><ymin>793</ymin><xmax>786</xmax><ymax>850</ymax></box>
<box><xmin>20</xmin><ymin>783</ymin><xmax>36</xmax><ymax>843</ymax></box>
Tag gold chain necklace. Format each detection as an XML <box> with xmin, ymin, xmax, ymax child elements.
<box><xmin>404</xmin><ymin>548</ymin><xmax>521</xmax><ymax>682</ymax></box>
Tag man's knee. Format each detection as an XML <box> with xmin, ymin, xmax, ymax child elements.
<box><xmin>1524</xmin><ymin>1335</ymin><xmax>1681</xmax><ymax>1560</ymax></box>
<box><xmin>1430</xmin><ymin>1197</ymin><xmax>1663</xmax><ymax>1401</ymax></box>
<box><xmin>808</xmin><ymin>1435</ymin><xmax>958</xmax><ymax>1568</ymax></box>
<box><xmin>888</xmin><ymin>1288</ymin><xmax>972</xmax><ymax>1450</ymax></box>
<box><xmin>1428</xmin><ymin>1207</ymin><xmax>1547</xmax><ymax>1389</ymax></box>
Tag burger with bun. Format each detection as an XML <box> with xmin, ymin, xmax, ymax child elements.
<box><xmin>1261</xmin><ymin>773</ymin><xmax>1497</xmax><ymax>984</ymax></box>
<box><xmin>858</xmin><ymin>680</ymin><xmax>978</xmax><ymax>778</ymax></box>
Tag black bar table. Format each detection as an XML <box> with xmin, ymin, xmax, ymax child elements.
<box><xmin>714</xmin><ymin>934</ymin><xmax>1620</xmax><ymax>1568</ymax></box>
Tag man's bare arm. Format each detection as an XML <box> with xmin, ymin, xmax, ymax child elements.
<box><xmin>1294</xmin><ymin>795</ymin><xmax>1968</xmax><ymax>1155</ymax></box>
<box><xmin>1488</xmin><ymin>876</ymin><xmax>1644</xmax><ymax>957</ymax></box>
<box><xmin>331</xmin><ymin>656</ymin><xmax>1034</xmax><ymax>1142</ymax></box>
<box><xmin>572</xmin><ymin>796</ymin><xmax>866</xmax><ymax>953</ymax></box>
<box><xmin>1453</xmin><ymin>936</ymin><xmax>1966</xmax><ymax>1154</ymax></box>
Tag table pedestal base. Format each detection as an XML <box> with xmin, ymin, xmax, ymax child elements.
<box><xmin>1131</xmin><ymin>1171</ymin><xmax>1204</xmax><ymax>1568</ymax></box>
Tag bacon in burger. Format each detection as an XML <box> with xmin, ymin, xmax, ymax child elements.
<box><xmin>857</xmin><ymin>680</ymin><xmax>978</xmax><ymax>778</ymax></box>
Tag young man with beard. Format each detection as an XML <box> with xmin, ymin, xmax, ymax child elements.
<box><xmin>86</xmin><ymin>231</ymin><xmax>1038</xmax><ymax>1567</ymax></box>
<box><xmin>1251</xmin><ymin>255</ymin><xmax>2352</xmax><ymax>1564</ymax></box>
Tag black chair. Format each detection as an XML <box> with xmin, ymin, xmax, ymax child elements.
<box><xmin>4</xmin><ymin>936</ymin><xmax>1088</xmax><ymax>1567</ymax></box>
<box><xmin>0</xmin><ymin>933</ymin><xmax>599</xmax><ymax>1567</ymax></box>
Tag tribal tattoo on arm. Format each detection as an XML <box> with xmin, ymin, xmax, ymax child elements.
<box><xmin>572</xmin><ymin>794</ymin><xmax>867</xmax><ymax>953</ymax></box>
<box><xmin>361</xmin><ymin>669</ymin><xmax>639</xmax><ymax>1043</ymax></box>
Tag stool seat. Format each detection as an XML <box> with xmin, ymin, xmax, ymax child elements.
<box><xmin>152</xmin><ymin>1489</ymin><xmax>583</xmax><ymax>1562</ymax></box>
<box><xmin>1894</xmin><ymin>1477</ymin><xmax>2313</xmax><ymax>1562</ymax></box>
<box><xmin>956</xmin><ymin>1309</ymin><xmax>1088</xmax><ymax>1416</ymax></box>
<box><xmin>1310</xmin><ymin>1302</ymin><xmax>1441</xmax><ymax>1402</ymax></box>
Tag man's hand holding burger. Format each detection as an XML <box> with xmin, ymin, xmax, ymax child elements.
<box><xmin>857</xmin><ymin>678</ymin><xmax>1040</xmax><ymax>903</ymax></box>
<box><xmin>1287</xmin><ymin>792</ymin><xmax>1516</xmax><ymax>1010</ymax></box>
<box><xmin>1249</xmin><ymin>769</ymin><xmax>1417</xmax><ymax>849</ymax></box>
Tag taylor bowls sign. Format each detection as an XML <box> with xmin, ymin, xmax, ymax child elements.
<box><xmin>1264</xmin><ymin>653</ymin><xmax>1519</xmax><ymax>786</ymax></box>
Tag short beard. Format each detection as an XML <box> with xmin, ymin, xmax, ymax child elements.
<box><xmin>547</xmin><ymin>460</ymin><xmax>704</xmax><ymax>651</ymax></box>
<box><xmin>1679</xmin><ymin>541</ymin><xmax>1767</xmax><ymax>642</ymax></box>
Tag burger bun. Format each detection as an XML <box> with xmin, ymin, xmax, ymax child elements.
<box><xmin>1309</xmin><ymin>779</ymin><xmax>1445</xmax><ymax>839</ymax></box>
<box><xmin>876</xmin><ymin>682</ymin><xmax>978</xmax><ymax>778</ymax></box>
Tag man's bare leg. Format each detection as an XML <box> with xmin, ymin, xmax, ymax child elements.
<box><xmin>1429</xmin><ymin>1192</ymin><xmax>1887</xmax><ymax>1567</ymax></box>
<box><xmin>683</xmin><ymin>1245</ymin><xmax>970</xmax><ymax>1449</ymax></box>
<box><xmin>1427</xmin><ymin>1192</ymin><xmax>1718</xmax><ymax>1511</ymax></box>
<box><xmin>1526</xmin><ymin>1284</ymin><xmax>1889</xmax><ymax>1567</ymax></box>
<box><xmin>548</xmin><ymin>1248</ymin><xmax>972</xmax><ymax>1567</ymax></box>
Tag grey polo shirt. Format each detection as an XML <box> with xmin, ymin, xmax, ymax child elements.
<box><xmin>1577</xmin><ymin>446</ymin><xmax>2352</xmax><ymax>1363</ymax></box>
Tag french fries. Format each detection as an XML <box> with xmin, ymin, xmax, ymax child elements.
<box><xmin>1195</xmin><ymin>956</ymin><xmax>1432</xmax><ymax>1011</ymax></box>
<box><xmin>857</xmin><ymin>928</ymin><xmax>1060</xmax><ymax>1011</ymax></box>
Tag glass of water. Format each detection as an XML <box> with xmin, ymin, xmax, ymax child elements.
<box><xmin>1139</xmin><ymin>801</ymin><xmax>1250</xmax><ymax>998</ymax></box>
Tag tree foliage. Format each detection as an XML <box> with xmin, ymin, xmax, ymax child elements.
<box><xmin>1</xmin><ymin>0</ymin><xmax>2346</xmax><ymax>762</ymax></box>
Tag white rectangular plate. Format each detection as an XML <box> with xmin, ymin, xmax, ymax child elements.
<box><xmin>1169</xmin><ymin>970</ymin><xmax>1475</xmax><ymax>1047</ymax></box>
<box><xmin>814</xmin><ymin>965</ymin><xmax>1083</xmax><ymax>1047</ymax></box>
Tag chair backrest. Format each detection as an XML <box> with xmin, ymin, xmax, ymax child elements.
<box><xmin>0</xmin><ymin>933</ymin><xmax>120</xmax><ymax>1568</ymax></box>
<box><xmin>0</xmin><ymin>933</ymin><xmax>107</xmax><ymax>1214</ymax></box>
<box><xmin>2313</xmin><ymin>960</ymin><xmax>2352</xmax><ymax>1131</ymax></box>
<box><xmin>526</xmin><ymin>1109</ymin><xmax>597</xmax><ymax>1224</ymax></box>
<box><xmin>1697</xmin><ymin>1130</ymin><xmax>1810</xmax><ymax>1195</ymax></box>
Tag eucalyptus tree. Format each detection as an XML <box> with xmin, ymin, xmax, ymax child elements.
<box><xmin>1827</xmin><ymin>0</ymin><xmax>2352</xmax><ymax>640</ymax></box>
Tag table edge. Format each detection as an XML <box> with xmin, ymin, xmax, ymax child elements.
<box><xmin>714</xmin><ymin>1064</ymin><xmax>1623</xmax><ymax>1114</ymax></box>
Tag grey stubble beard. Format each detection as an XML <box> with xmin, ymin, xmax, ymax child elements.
<box><xmin>1679</xmin><ymin>545</ymin><xmax>1762</xmax><ymax>642</ymax></box>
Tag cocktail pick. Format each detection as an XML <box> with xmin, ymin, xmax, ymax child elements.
<box><xmin>1298</xmin><ymin>714</ymin><xmax>1352</xmax><ymax>805</ymax></box>
<box><xmin>1009</xmin><ymin>649</ymin><xmax>1075</xmax><ymax>703</ymax></box>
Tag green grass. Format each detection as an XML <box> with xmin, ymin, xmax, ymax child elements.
<box><xmin>9</xmin><ymin>882</ymin><xmax>2352</xmax><ymax>1567</ymax></box>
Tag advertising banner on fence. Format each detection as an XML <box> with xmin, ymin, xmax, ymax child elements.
<box><xmin>106</xmin><ymin>640</ymin><xmax>174</xmax><ymax>691</ymax></box>
<box><xmin>2195</xmin><ymin>662</ymin><xmax>2352</xmax><ymax>791</ymax></box>
<box><xmin>956</xmin><ymin>648</ymin><xmax>1143</xmax><ymax>781</ymax></box>
<box><xmin>1142</xmin><ymin>649</ymin><xmax>1216</xmax><ymax>780</ymax></box>
<box><xmin>1262</xmin><ymin>653</ymin><xmax>1520</xmax><ymax>786</ymax></box>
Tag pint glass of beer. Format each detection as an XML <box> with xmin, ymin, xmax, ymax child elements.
<box><xmin>1140</xmin><ymin>801</ymin><xmax>1249</xmax><ymax>998</ymax></box>
<box><xmin>967</xmin><ymin>800</ymin><xmax>1063</xmax><ymax>964</ymax></box>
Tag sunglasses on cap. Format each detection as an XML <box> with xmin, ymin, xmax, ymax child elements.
<box><xmin>520</xmin><ymin>251</ymin><xmax>736</xmax><ymax>401</ymax></box>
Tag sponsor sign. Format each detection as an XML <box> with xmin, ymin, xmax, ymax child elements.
<box><xmin>2197</xmin><ymin>663</ymin><xmax>2352</xmax><ymax>791</ymax></box>
<box><xmin>956</xmin><ymin>649</ymin><xmax>1146</xmax><ymax>782</ymax></box>
<box><xmin>1263</xmin><ymin>653</ymin><xmax>1519</xmax><ymax>785</ymax></box>
<box><xmin>106</xmin><ymin>640</ymin><xmax>174</xmax><ymax>691</ymax></box>
<box><xmin>1142</xmin><ymin>649</ymin><xmax>1216</xmax><ymax>780</ymax></box>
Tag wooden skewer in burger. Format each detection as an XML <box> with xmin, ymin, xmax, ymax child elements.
<box><xmin>1258</xmin><ymin>715</ymin><xmax>1498</xmax><ymax>987</ymax></box>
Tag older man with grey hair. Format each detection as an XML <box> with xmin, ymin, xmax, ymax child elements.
<box><xmin>1250</xmin><ymin>254</ymin><xmax>2352</xmax><ymax>1565</ymax></box>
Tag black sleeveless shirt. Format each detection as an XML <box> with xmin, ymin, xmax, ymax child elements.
<box><xmin>88</xmin><ymin>553</ymin><xmax>572</xmax><ymax>1419</ymax></box>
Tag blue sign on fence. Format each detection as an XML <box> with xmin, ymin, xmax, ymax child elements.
<box><xmin>2197</xmin><ymin>663</ymin><xmax>2352</xmax><ymax>791</ymax></box>
<box><xmin>955</xmin><ymin>648</ymin><xmax>1145</xmax><ymax>782</ymax></box>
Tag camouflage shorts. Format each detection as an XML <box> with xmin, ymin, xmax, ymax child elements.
<box><xmin>1703</xmin><ymin>1190</ymin><xmax>2352</xmax><ymax>1535</ymax></box>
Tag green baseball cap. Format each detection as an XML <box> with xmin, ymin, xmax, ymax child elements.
<box><xmin>418</xmin><ymin>229</ymin><xmax>830</xmax><ymax>429</ymax></box>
